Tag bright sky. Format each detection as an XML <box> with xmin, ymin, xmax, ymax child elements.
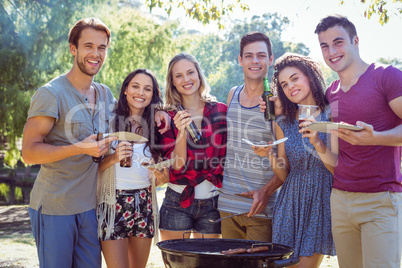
<box><xmin>143</xmin><ymin>0</ymin><xmax>402</xmax><ymax>64</ymax></box>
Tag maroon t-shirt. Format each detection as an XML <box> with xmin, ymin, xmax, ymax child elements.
<box><xmin>326</xmin><ymin>63</ymin><xmax>402</xmax><ymax>193</ymax></box>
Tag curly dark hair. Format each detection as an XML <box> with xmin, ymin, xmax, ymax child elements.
<box><xmin>272</xmin><ymin>53</ymin><xmax>328</xmax><ymax>122</ymax></box>
<box><xmin>114</xmin><ymin>69</ymin><xmax>164</xmax><ymax>161</ymax></box>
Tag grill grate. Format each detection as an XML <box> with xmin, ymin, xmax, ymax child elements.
<box><xmin>158</xmin><ymin>238</ymin><xmax>293</xmax><ymax>257</ymax></box>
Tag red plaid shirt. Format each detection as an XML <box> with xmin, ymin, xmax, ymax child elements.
<box><xmin>160</xmin><ymin>102</ymin><xmax>227</xmax><ymax>208</ymax></box>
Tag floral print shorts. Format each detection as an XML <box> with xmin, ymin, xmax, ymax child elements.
<box><xmin>101</xmin><ymin>186</ymin><xmax>154</xmax><ymax>241</ymax></box>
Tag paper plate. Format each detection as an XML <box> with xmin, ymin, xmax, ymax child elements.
<box><xmin>105</xmin><ymin>131</ymin><xmax>148</xmax><ymax>142</ymax></box>
<box><xmin>141</xmin><ymin>158</ymin><xmax>175</xmax><ymax>170</ymax></box>
<box><xmin>308</xmin><ymin>122</ymin><xmax>363</xmax><ymax>133</ymax></box>
<box><xmin>242</xmin><ymin>137</ymin><xmax>288</xmax><ymax>147</ymax></box>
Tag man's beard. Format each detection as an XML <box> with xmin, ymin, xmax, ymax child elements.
<box><xmin>76</xmin><ymin>53</ymin><xmax>102</xmax><ymax>77</ymax></box>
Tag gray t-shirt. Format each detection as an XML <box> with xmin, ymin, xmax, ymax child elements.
<box><xmin>218</xmin><ymin>85</ymin><xmax>278</xmax><ymax>218</ymax></box>
<box><xmin>27</xmin><ymin>74</ymin><xmax>116</xmax><ymax>215</ymax></box>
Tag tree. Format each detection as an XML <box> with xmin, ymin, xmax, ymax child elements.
<box><xmin>186</xmin><ymin>13</ymin><xmax>311</xmax><ymax>102</ymax></box>
<box><xmin>0</xmin><ymin>0</ymin><xmax>188</xmax><ymax>169</ymax></box>
<box><xmin>377</xmin><ymin>57</ymin><xmax>402</xmax><ymax>70</ymax></box>
<box><xmin>320</xmin><ymin>63</ymin><xmax>339</xmax><ymax>87</ymax></box>
<box><xmin>340</xmin><ymin>0</ymin><xmax>402</xmax><ymax>25</ymax></box>
<box><xmin>147</xmin><ymin>0</ymin><xmax>401</xmax><ymax>26</ymax></box>
<box><xmin>94</xmin><ymin>5</ymin><xmax>180</xmax><ymax>97</ymax></box>
<box><xmin>145</xmin><ymin>0</ymin><xmax>249</xmax><ymax>29</ymax></box>
<box><xmin>0</xmin><ymin>0</ymin><xmax>105</xmax><ymax>167</ymax></box>
<box><xmin>1</xmin><ymin>1</ymin><xmax>312</xmax><ymax>169</ymax></box>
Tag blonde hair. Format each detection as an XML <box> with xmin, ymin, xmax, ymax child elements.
<box><xmin>165</xmin><ymin>52</ymin><xmax>216</xmax><ymax>107</ymax></box>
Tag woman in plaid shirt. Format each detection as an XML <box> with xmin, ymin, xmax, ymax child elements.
<box><xmin>159</xmin><ymin>52</ymin><xmax>227</xmax><ymax>240</ymax></box>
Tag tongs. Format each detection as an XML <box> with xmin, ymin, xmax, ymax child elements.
<box><xmin>209</xmin><ymin>212</ymin><xmax>248</xmax><ymax>223</ymax></box>
<box><xmin>210</xmin><ymin>189</ymin><xmax>253</xmax><ymax>199</ymax></box>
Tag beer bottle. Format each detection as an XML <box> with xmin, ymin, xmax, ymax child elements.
<box><xmin>92</xmin><ymin>132</ymin><xmax>105</xmax><ymax>163</ymax></box>
<box><xmin>177</xmin><ymin>103</ymin><xmax>202</xmax><ymax>143</ymax></box>
<box><xmin>120</xmin><ymin>123</ymin><xmax>133</xmax><ymax>168</ymax></box>
<box><xmin>262</xmin><ymin>77</ymin><xmax>276</xmax><ymax>121</ymax></box>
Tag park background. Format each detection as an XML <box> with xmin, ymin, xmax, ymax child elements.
<box><xmin>0</xmin><ymin>0</ymin><xmax>401</xmax><ymax>267</ymax></box>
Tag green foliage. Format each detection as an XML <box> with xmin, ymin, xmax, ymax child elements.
<box><xmin>377</xmin><ymin>57</ymin><xmax>402</xmax><ymax>70</ymax></box>
<box><xmin>187</xmin><ymin>13</ymin><xmax>311</xmax><ymax>102</ymax></box>
<box><xmin>94</xmin><ymin>6</ymin><xmax>181</xmax><ymax>96</ymax></box>
<box><xmin>0</xmin><ymin>85</ymin><xmax>32</xmax><ymax>167</ymax></box>
<box><xmin>146</xmin><ymin>0</ymin><xmax>249</xmax><ymax>29</ymax></box>
<box><xmin>1</xmin><ymin>2</ymin><xmax>311</xmax><ymax>166</ymax></box>
<box><xmin>0</xmin><ymin>0</ymin><xmax>105</xmax><ymax>167</ymax></box>
<box><xmin>3</xmin><ymin>142</ymin><xmax>20</xmax><ymax>168</ymax></box>
<box><xmin>0</xmin><ymin>183</ymin><xmax>10</xmax><ymax>203</ymax></box>
<box><xmin>320</xmin><ymin>63</ymin><xmax>339</xmax><ymax>88</ymax></box>
<box><xmin>340</xmin><ymin>0</ymin><xmax>402</xmax><ymax>25</ymax></box>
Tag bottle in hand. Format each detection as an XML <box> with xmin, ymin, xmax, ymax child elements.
<box><xmin>177</xmin><ymin>103</ymin><xmax>202</xmax><ymax>143</ymax></box>
<box><xmin>120</xmin><ymin>123</ymin><xmax>133</xmax><ymax>168</ymax></box>
<box><xmin>92</xmin><ymin>132</ymin><xmax>105</xmax><ymax>163</ymax></box>
<box><xmin>262</xmin><ymin>77</ymin><xmax>276</xmax><ymax>121</ymax></box>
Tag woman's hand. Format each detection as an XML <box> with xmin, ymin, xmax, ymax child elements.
<box><xmin>173</xmin><ymin>109</ymin><xmax>192</xmax><ymax>139</ymax></box>
<box><xmin>300</xmin><ymin>118</ymin><xmax>321</xmax><ymax>147</ymax></box>
<box><xmin>112</xmin><ymin>141</ymin><xmax>133</xmax><ymax>163</ymax></box>
<box><xmin>155</xmin><ymin>110</ymin><xmax>171</xmax><ymax>134</ymax></box>
<box><xmin>149</xmin><ymin>167</ymin><xmax>170</xmax><ymax>186</ymax></box>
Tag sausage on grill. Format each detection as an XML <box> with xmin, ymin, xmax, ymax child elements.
<box><xmin>246</xmin><ymin>246</ymin><xmax>269</xmax><ymax>253</ymax></box>
<box><xmin>221</xmin><ymin>246</ymin><xmax>269</xmax><ymax>254</ymax></box>
<box><xmin>221</xmin><ymin>248</ymin><xmax>247</xmax><ymax>254</ymax></box>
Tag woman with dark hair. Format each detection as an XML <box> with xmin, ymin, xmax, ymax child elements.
<box><xmin>159</xmin><ymin>52</ymin><xmax>227</xmax><ymax>240</ymax></box>
<box><xmin>96</xmin><ymin>69</ymin><xmax>167</xmax><ymax>268</ymax></box>
<box><xmin>256</xmin><ymin>53</ymin><xmax>337</xmax><ymax>267</ymax></box>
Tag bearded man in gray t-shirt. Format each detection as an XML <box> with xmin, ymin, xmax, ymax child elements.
<box><xmin>22</xmin><ymin>18</ymin><xmax>118</xmax><ymax>268</ymax></box>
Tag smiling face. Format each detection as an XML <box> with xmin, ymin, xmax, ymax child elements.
<box><xmin>71</xmin><ymin>28</ymin><xmax>108</xmax><ymax>77</ymax></box>
<box><xmin>124</xmin><ymin>73</ymin><xmax>153</xmax><ymax>115</ymax></box>
<box><xmin>239</xmin><ymin>41</ymin><xmax>273</xmax><ymax>81</ymax></box>
<box><xmin>318</xmin><ymin>25</ymin><xmax>359</xmax><ymax>75</ymax></box>
<box><xmin>171</xmin><ymin>59</ymin><xmax>200</xmax><ymax>97</ymax></box>
<box><xmin>278</xmin><ymin>66</ymin><xmax>315</xmax><ymax>105</ymax></box>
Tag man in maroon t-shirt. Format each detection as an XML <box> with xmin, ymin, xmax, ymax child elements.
<box><xmin>315</xmin><ymin>15</ymin><xmax>402</xmax><ymax>268</ymax></box>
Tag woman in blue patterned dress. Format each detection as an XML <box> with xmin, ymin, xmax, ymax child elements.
<box><xmin>256</xmin><ymin>53</ymin><xmax>337</xmax><ymax>267</ymax></box>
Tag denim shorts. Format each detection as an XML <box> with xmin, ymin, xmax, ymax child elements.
<box><xmin>159</xmin><ymin>187</ymin><xmax>221</xmax><ymax>234</ymax></box>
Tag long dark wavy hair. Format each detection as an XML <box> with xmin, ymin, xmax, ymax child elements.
<box><xmin>114</xmin><ymin>69</ymin><xmax>163</xmax><ymax>161</ymax></box>
<box><xmin>272</xmin><ymin>53</ymin><xmax>329</xmax><ymax>122</ymax></box>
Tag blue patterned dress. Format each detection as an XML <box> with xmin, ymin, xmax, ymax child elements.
<box><xmin>272</xmin><ymin>107</ymin><xmax>336</xmax><ymax>257</ymax></box>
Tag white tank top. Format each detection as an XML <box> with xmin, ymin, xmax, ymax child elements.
<box><xmin>115</xmin><ymin>143</ymin><xmax>151</xmax><ymax>190</ymax></box>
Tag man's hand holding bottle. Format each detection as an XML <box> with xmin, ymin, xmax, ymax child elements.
<box><xmin>259</xmin><ymin>96</ymin><xmax>283</xmax><ymax>116</ymax></box>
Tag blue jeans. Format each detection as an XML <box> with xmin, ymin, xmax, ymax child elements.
<box><xmin>28</xmin><ymin>207</ymin><xmax>101</xmax><ymax>268</ymax></box>
<box><xmin>159</xmin><ymin>187</ymin><xmax>221</xmax><ymax>234</ymax></box>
